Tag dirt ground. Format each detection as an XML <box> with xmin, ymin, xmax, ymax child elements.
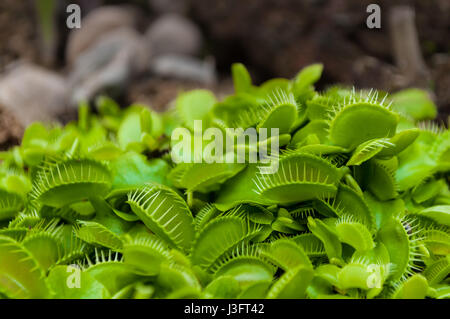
<box><xmin>0</xmin><ymin>1</ymin><xmax>39</xmax><ymax>71</ymax></box>
<box><xmin>0</xmin><ymin>0</ymin><xmax>449</xmax><ymax>149</ymax></box>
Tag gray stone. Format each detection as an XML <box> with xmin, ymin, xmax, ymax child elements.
<box><xmin>146</xmin><ymin>14</ymin><xmax>203</xmax><ymax>57</ymax></box>
<box><xmin>0</xmin><ymin>62</ymin><xmax>70</xmax><ymax>127</ymax></box>
<box><xmin>66</xmin><ymin>5</ymin><xmax>141</xmax><ymax>65</ymax></box>
<box><xmin>150</xmin><ymin>54</ymin><xmax>217</xmax><ymax>85</ymax></box>
<box><xmin>69</xmin><ymin>28</ymin><xmax>150</xmax><ymax>104</ymax></box>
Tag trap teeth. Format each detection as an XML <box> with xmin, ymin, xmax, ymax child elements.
<box><xmin>0</xmin><ymin>63</ymin><xmax>447</xmax><ymax>299</ymax></box>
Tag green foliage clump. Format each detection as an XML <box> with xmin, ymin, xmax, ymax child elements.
<box><xmin>0</xmin><ymin>63</ymin><xmax>449</xmax><ymax>299</ymax></box>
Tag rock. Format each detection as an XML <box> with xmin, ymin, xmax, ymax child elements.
<box><xmin>149</xmin><ymin>54</ymin><xmax>217</xmax><ymax>85</ymax></box>
<box><xmin>66</xmin><ymin>5</ymin><xmax>142</xmax><ymax>65</ymax></box>
<box><xmin>148</xmin><ymin>0</ymin><xmax>188</xmax><ymax>14</ymax></box>
<box><xmin>145</xmin><ymin>14</ymin><xmax>203</xmax><ymax>57</ymax></box>
<box><xmin>69</xmin><ymin>28</ymin><xmax>150</xmax><ymax>104</ymax></box>
<box><xmin>0</xmin><ymin>63</ymin><xmax>70</xmax><ymax>127</ymax></box>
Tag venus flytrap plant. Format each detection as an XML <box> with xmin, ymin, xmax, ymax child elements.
<box><xmin>0</xmin><ymin>63</ymin><xmax>448</xmax><ymax>299</ymax></box>
<box><xmin>266</xmin><ymin>265</ymin><xmax>314</xmax><ymax>299</ymax></box>
<box><xmin>0</xmin><ymin>235</ymin><xmax>50</xmax><ymax>298</ymax></box>
<box><xmin>335</xmin><ymin>214</ymin><xmax>375</xmax><ymax>252</ymax></box>
<box><xmin>209</xmin><ymin>243</ymin><xmax>276</xmax><ymax>292</ymax></box>
<box><xmin>0</xmin><ymin>189</ymin><xmax>23</xmax><ymax>221</ymax></box>
<box><xmin>327</xmin><ymin>89</ymin><xmax>398</xmax><ymax>149</ymax></box>
<box><xmin>127</xmin><ymin>184</ymin><xmax>195</xmax><ymax>252</ymax></box>
<box><xmin>252</xmin><ymin>151</ymin><xmax>345</xmax><ymax>207</ymax></box>
<box><xmin>31</xmin><ymin>158</ymin><xmax>112</xmax><ymax>208</ymax></box>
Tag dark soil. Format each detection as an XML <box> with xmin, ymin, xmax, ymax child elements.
<box><xmin>190</xmin><ymin>0</ymin><xmax>450</xmax><ymax>117</ymax></box>
<box><xmin>0</xmin><ymin>1</ymin><xmax>39</xmax><ymax>71</ymax></box>
<box><xmin>0</xmin><ymin>104</ymin><xmax>23</xmax><ymax>150</ymax></box>
<box><xmin>0</xmin><ymin>0</ymin><xmax>448</xmax><ymax>150</ymax></box>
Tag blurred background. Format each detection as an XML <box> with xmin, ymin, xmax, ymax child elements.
<box><xmin>0</xmin><ymin>0</ymin><xmax>449</xmax><ymax>149</ymax></box>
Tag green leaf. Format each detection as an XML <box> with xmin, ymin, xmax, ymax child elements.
<box><xmin>293</xmin><ymin>63</ymin><xmax>323</xmax><ymax>91</ymax></box>
<box><xmin>267</xmin><ymin>266</ymin><xmax>314</xmax><ymax>299</ymax></box>
<box><xmin>127</xmin><ymin>184</ymin><xmax>195</xmax><ymax>251</ymax></box>
<box><xmin>111</xmin><ymin>152</ymin><xmax>171</xmax><ymax>189</ymax></box>
<box><xmin>0</xmin><ymin>236</ymin><xmax>49</xmax><ymax>298</ymax></box>
<box><xmin>391</xmin><ymin>89</ymin><xmax>437</xmax><ymax>121</ymax></box>
<box><xmin>175</xmin><ymin>89</ymin><xmax>217</xmax><ymax>130</ymax></box>
<box><xmin>232</xmin><ymin>63</ymin><xmax>252</xmax><ymax>93</ymax></box>
<box><xmin>418</xmin><ymin>205</ymin><xmax>450</xmax><ymax>227</ymax></box>
<box><xmin>47</xmin><ymin>266</ymin><xmax>109</xmax><ymax>299</ymax></box>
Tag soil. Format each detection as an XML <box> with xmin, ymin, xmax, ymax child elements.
<box><xmin>0</xmin><ymin>104</ymin><xmax>23</xmax><ymax>150</ymax></box>
<box><xmin>189</xmin><ymin>0</ymin><xmax>450</xmax><ymax>118</ymax></box>
<box><xmin>0</xmin><ymin>1</ymin><xmax>39</xmax><ymax>72</ymax></box>
<box><xmin>0</xmin><ymin>0</ymin><xmax>449</xmax><ymax>152</ymax></box>
<box><xmin>190</xmin><ymin>0</ymin><xmax>450</xmax><ymax>82</ymax></box>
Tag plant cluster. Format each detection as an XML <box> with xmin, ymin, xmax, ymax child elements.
<box><xmin>0</xmin><ymin>63</ymin><xmax>449</xmax><ymax>299</ymax></box>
